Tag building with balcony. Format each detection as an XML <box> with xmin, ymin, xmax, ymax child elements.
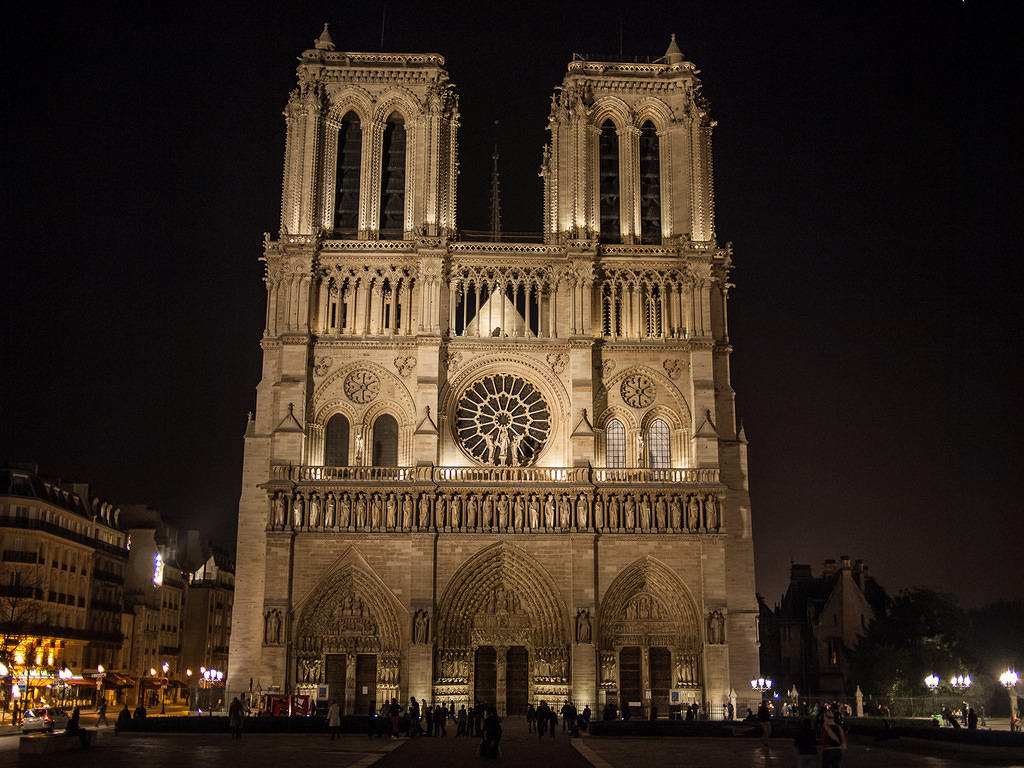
<box><xmin>228</xmin><ymin>28</ymin><xmax>759</xmax><ymax>718</ymax></box>
<box><xmin>0</xmin><ymin>464</ymin><xmax>129</xmax><ymax>701</ymax></box>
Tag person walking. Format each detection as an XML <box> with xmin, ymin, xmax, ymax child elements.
<box><xmin>328</xmin><ymin>700</ymin><xmax>341</xmax><ymax>740</ymax></box>
<box><xmin>228</xmin><ymin>696</ymin><xmax>243</xmax><ymax>740</ymax></box>
<box><xmin>409</xmin><ymin>697</ymin><xmax>421</xmax><ymax>737</ymax></box>
<box><xmin>819</xmin><ymin>709</ymin><xmax>847</xmax><ymax>767</ymax></box>
<box><xmin>757</xmin><ymin>700</ymin><xmax>772</xmax><ymax>746</ymax></box>
<box><xmin>536</xmin><ymin>700</ymin><xmax>550</xmax><ymax>738</ymax></box>
<box><xmin>526</xmin><ymin>703</ymin><xmax>536</xmax><ymax>733</ymax></box>
<box><xmin>436</xmin><ymin>702</ymin><xmax>447</xmax><ymax>736</ymax></box>
<box><xmin>96</xmin><ymin>700</ymin><xmax>108</xmax><ymax>727</ymax></box>
<box><xmin>793</xmin><ymin>717</ymin><xmax>818</xmax><ymax>768</ymax></box>
<box><xmin>456</xmin><ymin>705</ymin><xmax>467</xmax><ymax>737</ymax></box>
<box><xmin>388</xmin><ymin>698</ymin><xmax>402</xmax><ymax>739</ymax></box>
<box><xmin>480</xmin><ymin>706</ymin><xmax>502</xmax><ymax>758</ymax></box>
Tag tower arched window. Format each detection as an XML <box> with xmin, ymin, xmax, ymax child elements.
<box><xmin>648</xmin><ymin>418</ymin><xmax>671</xmax><ymax>468</ymax></box>
<box><xmin>379</xmin><ymin>113</ymin><xmax>406</xmax><ymax>238</ymax></box>
<box><xmin>324</xmin><ymin>413</ymin><xmax>350</xmax><ymax>466</ymax></box>
<box><xmin>599</xmin><ymin>120</ymin><xmax>621</xmax><ymax>243</ymax></box>
<box><xmin>333</xmin><ymin>112</ymin><xmax>361</xmax><ymax>235</ymax></box>
<box><xmin>606</xmin><ymin>419</ymin><xmax>626</xmax><ymax>468</ymax></box>
<box><xmin>372</xmin><ymin>413</ymin><xmax>399</xmax><ymax>466</ymax></box>
<box><xmin>639</xmin><ymin>121</ymin><xmax>661</xmax><ymax>244</ymax></box>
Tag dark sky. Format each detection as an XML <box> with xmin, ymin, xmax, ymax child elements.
<box><xmin>3</xmin><ymin>2</ymin><xmax>1021</xmax><ymax>608</ymax></box>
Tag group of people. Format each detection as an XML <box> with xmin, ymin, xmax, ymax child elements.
<box><xmin>362</xmin><ymin>698</ymin><xmax>501</xmax><ymax>756</ymax></box>
<box><xmin>524</xmin><ymin>700</ymin><xmax>591</xmax><ymax>737</ymax></box>
<box><xmin>792</xmin><ymin>705</ymin><xmax>849</xmax><ymax>768</ymax></box>
<box><xmin>942</xmin><ymin>703</ymin><xmax>981</xmax><ymax>730</ymax></box>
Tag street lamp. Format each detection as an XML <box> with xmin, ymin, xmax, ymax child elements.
<box><xmin>751</xmin><ymin>677</ymin><xmax>773</xmax><ymax>701</ymax></box>
<box><xmin>925</xmin><ymin>674</ymin><xmax>940</xmax><ymax>719</ymax></box>
<box><xmin>161</xmin><ymin>661</ymin><xmax>169</xmax><ymax>714</ymax></box>
<box><xmin>1000</xmin><ymin>670</ymin><xmax>1019</xmax><ymax>732</ymax></box>
<box><xmin>951</xmin><ymin>674</ymin><xmax>971</xmax><ymax>727</ymax></box>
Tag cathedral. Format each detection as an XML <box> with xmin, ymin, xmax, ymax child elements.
<box><xmin>227</xmin><ymin>26</ymin><xmax>759</xmax><ymax>718</ymax></box>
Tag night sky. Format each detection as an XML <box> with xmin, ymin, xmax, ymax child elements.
<box><xmin>3</xmin><ymin>2</ymin><xmax>1020</xmax><ymax>608</ymax></box>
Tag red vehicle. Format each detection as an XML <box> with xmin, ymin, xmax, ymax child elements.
<box><xmin>260</xmin><ymin>693</ymin><xmax>309</xmax><ymax>717</ymax></box>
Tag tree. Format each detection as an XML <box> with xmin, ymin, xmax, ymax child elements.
<box><xmin>847</xmin><ymin>588</ymin><xmax>971</xmax><ymax>699</ymax></box>
<box><xmin>0</xmin><ymin>564</ymin><xmax>46</xmax><ymax>669</ymax></box>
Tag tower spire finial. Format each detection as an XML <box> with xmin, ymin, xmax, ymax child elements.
<box><xmin>489</xmin><ymin>120</ymin><xmax>502</xmax><ymax>241</ymax></box>
<box><xmin>664</xmin><ymin>33</ymin><xmax>684</xmax><ymax>64</ymax></box>
<box><xmin>315</xmin><ymin>23</ymin><xmax>335</xmax><ymax>51</ymax></box>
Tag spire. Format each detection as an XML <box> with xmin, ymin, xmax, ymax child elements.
<box><xmin>489</xmin><ymin>121</ymin><xmax>502</xmax><ymax>240</ymax></box>
<box><xmin>664</xmin><ymin>33</ymin><xmax>684</xmax><ymax>65</ymax></box>
<box><xmin>315</xmin><ymin>23</ymin><xmax>335</xmax><ymax>51</ymax></box>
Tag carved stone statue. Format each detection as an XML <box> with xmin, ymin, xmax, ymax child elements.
<box><xmin>528</xmin><ymin>495</ymin><xmax>540</xmax><ymax>529</ymax></box>
<box><xmin>687</xmin><ymin>495</ymin><xmax>700</xmax><ymax>530</ymax></box>
<box><xmin>355</xmin><ymin>494</ymin><xmax>367</xmax><ymax>528</ymax></box>
<box><xmin>575</xmin><ymin>494</ymin><xmax>588</xmax><ymax>529</ymax></box>
<box><xmin>413</xmin><ymin>609</ymin><xmax>429</xmax><ymax>644</ymax></box>
<box><xmin>264</xmin><ymin>608</ymin><xmax>282</xmax><ymax>645</ymax></box>
<box><xmin>497</xmin><ymin>494</ymin><xmax>509</xmax><ymax>529</ymax></box>
<box><xmin>655</xmin><ymin>495</ymin><xmax>667</xmax><ymax>530</ymax></box>
<box><xmin>705</xmin><ymin>494</ymin><xmax>719</xmax><ymax>531</ymax></box>
<box><xmin>339</xmin><ymin>493</ymin><xmax>351</xmax><ymax>528</ymax></box>
<box><xmin>593</xmin><ymin>494</ymin><xmax>605</xmax><ymax>529</ymax></box>
<box><xmin>482</xmin><ymin>494</ymin><xmax>494</xmax><ymax>528</ymax></box>
<box><xmin>639</xmin><ymin>495</ymin><xmax>652</xmax><ymax>530</ymax></box>
<box><xmin>450</xmin><ymin>494</ymin><xmax>462</xmax><ymax>528</ymax></box>
<box><xmin>402</xmin><ymin>493</ymin><xmax>413</xmax><ymax>529</ymax></box>
<box><xmin>385</xmin><ymin>493</ymin><xmax>397</xmax><ymax>528</ymax></box>
<box><xmin>558</xmin><ymin>494</ymin><xmax>571</xmax><ymax>529</ymax></box>
<box><xmin>433</xmin><ymin>493</ymin><xmax>445</xmax><ymax>528</ymax></box>
<box><xmin>308</xmin><ymin>494</ymin><xmax>320</xmax><ymax>528</ymax></box>
<box><xmin>543</xmin><ymin>494</ymin><xmax>555</xmax><ymax>528</ymax></box>
<box><xmin>670</xmin><ymin>495</ymin><xmax>682</xmax><ymax>530</ymax></box>
<box><xmin>371</xmin><ymin>493</ymin><xmax>382</xmax><ymax>529</ymax></box>
<box><xmin>292</xmin><ymin>494</ymin><xmax>305</xmax><ymax>528</ymax></box>
<box><xmin>418</xmin><ymin>493</ymin><xmax>431</xmax><ymax>528</ymax></box>
<box><xmin>575</xmin><ymin>608</ymin><xmax>592</xmax><ymax>643</ymax></box>
<box><xmin>466</xmin><ymin>494</ymin><xmax>478</xmax><ymax>529</ymax></box>
<box><xmin>706</xmin><ymin>609</ymin><xmax>726</xmax><ymax>644</ymax></box>
<box><xmin>624</xmin><ymin>495</ymin><xmax>636</xmax><ymax>529</ymax></box>
<box><xmin>274</xmin><ymin>493</ymin><xmax>286</xmax><ymax>528</ymax></box>
<box><xmin>513</xmin><ymin>494</ymin><xmax>524</xmax><ymax>530</ymax></box>
<box><xmin>609</xmin><ymin>495</ymin><xmax>620</xmax><ymax>529</ymax></box>
<box><xmin>326</xmin><ymin>493</ymin><xmax>336</xmax><ymax>528</ymax></box>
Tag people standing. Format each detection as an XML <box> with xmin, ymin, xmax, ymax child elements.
<box><xmin>456</xmin><ymin>705</ymin><xmax>467</xmax><ymax>737</ymax></box>
<box><xmin>757</xmin><ymin>700</ymin><xmax>772</xmax><ymax>746</ymax></box>
<box><xmin>328</xmin><ymin>700</ymin><xmax>341</xmax><ymax>739</ymax></box>
<box><xmin>819</xmin><ymin>709</ymin><xmax>847</xmax><ymax>767</ymax></box>
<box><xmin>228</xmin><ymin>696</ymin><xmax>243</xmax><ymax>740</ymax></box>
<box><xmin>481</xmin><ymin>706</ymin><xmax>502</xmax><ymax>758</ymax></box>
<box><xmin>526</xmin><ymin>703</ymin><xmax>536</xmax><ymax>732</ymax></box>
<box><xmin>388</xmin><ymin>698</ymin><xmax>402</xmax><ymax>739</ymax></box>
<box><xmin>409</xmin><ymin>697</ymin><xmax>421</xmax><ymax>737</ymax></box>
<box><xmin>536</xmin><ymin>700</ymin><xmax>550</xmax><ymax>738</ymax></box>
<box><xmin>436</xmin><ymin>702</ymin><xmax>447</xmax><ymax>736</ymax></box>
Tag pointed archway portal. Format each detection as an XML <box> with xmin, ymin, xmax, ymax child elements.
<box><xmin>293</xmin><ymin>549</ymin><xmax>405</xmax><ymax>714</ymax></box>
<box><xmin>434</xmin><ymin>543</ymin><xmax>570</xmax><ymax>714</ymax></box>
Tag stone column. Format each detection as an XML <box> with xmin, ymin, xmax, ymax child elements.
<box><xmin>641</xmin><ymin>646</ymin><xmax>651</xmax><ymax>719</ymax></box>
<box><xmin>496</xmin><ymin>645</ymin><xmax>508</xmax><ymax>717</ymax></box>
<box><xmin>345</xmin><ymin>653</ymin><xmax>357</xmax><ymax>715</ymax></box>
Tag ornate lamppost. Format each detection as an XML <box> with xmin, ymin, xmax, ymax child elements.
<box><xmin>925</xmin><ymin>674</ymin><xmax>940</xmax><ymax>719</ymax></box>
<box><xmin>161</xmin><ymin>661</ymin><xmax>169</xmax><ymax>714</ymax></box>
<box><xmin>951</xmin><ymin>674</ymin><xmax>971</xmax><ymax>726</ymax></box>
<box><xmin>1000</xmin><ymin>670</ymin><xmax>1019</xmax><ymax>732</ymax></box>
<box><xmin>751</xmin><ymin>676</ymin><xmax>773</xmax><ymax>702</ymax></box>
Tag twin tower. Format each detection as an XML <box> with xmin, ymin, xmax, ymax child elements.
<box><xmin>228</xmin><ymin>26</ymin><xmax>759</xmax><ymax>719</ymax></box>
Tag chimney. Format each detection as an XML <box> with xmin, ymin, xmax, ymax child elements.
<box><xmin>823</xmin><ymin>558</ymin><xmax>838</xmax><ymax>577</ymax></box>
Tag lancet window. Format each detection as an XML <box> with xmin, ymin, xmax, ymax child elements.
<box><xmin>647</xmin><ymin>419</ymin><xmax>671</xmax><ymax>468</ymax></box>
<box><xmin>599</xmin><ymin>120</ymin><xmax>621</xmax><ymax>243</ymax></box>
<box><xmin>379</xmin><ymin>113</ymin><xmax>406</xmax><ymax>238</ymax></box>
<box><xmin>605</xmin><ymin>419</ymin><xmax>626</xmax><ymax>468</ymax></box>
<box><xmin>639</xmin><ymin>121</ymin><xmax>661</xmax><ymax>244</ymax></box>
<box><xmin>448</xmin><ymin>265</ymin><xmax>554</xmax><ymax>338</ymax></box>
<box><xmin>325</xmin><ymin>414</ymin><xmax>350</xmax><ymax>466</ymax></box>
<box><xmin>333</xmin><ymin>112</ymin><xmax>361</xmax><ymax>235</ymax></box>
<box><xmin>372</xmin><ymin>414</ymin><xmax>399</xmax><ymax>466</ymax></box>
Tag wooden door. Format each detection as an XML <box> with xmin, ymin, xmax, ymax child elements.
<box><xmin>354</xmin><ymin>653</ymin><xmax>377</xmax><ymax>715</ymax></box>
<box><xmin>506</xmin><ymin>646</ymin><xmax>529</xmax><ymax>715</ymax></box>
<box><xmin>619</xmin><ymin>646</ymin><xmax>642</xmax><ymax>716</ymax></box>
<box><xmin>649</xmin><ymin>647</ymin><xmax>671</xmax><ymax>718</ymax></box>
<box><xmin>474</xmin><ymin>646</ymin><xmax>497</xmax><ymax>708</ymax></box>
<box><xmin>325</xmin><ymin>654</ymin><xmax>347</xmax><ymax>712</ymax></box>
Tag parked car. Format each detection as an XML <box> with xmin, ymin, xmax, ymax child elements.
<box><xmin>21</xmin><ymin>706</ymin><xmax>70</xmax><ymax>733</ymax></box>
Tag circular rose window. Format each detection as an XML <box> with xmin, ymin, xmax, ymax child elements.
<box><xmin>455</xmin><ymin>374</ymin><xmax>551</xmax><ymax>466</ymax></box>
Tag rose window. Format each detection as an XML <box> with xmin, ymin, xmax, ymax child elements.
<box><xmin>456</xmin><ymin>374</ymin><xmax>551</xmax><ymax>466</ymax></box>
<box><xmin>344</xmin><ymin>370</ymin><xmax>380</xmax><ymax>403</ymax></box>
<box><xmin>621</xmin><ymin>374</ymin><xmax>656</xmax><ymax>408</ymax></box>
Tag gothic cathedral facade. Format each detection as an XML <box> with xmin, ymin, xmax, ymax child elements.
<box><xmin>228</xmin><ymin>28</ymin><xmax>759</xmax><ymax>717</ymax></box>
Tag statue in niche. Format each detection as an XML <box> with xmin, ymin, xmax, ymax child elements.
<box><xmin>639</xmin><ymin>495</ymin><xmax>652</xmax><ymax>530</ymax></box>
<box><xmin>274</xmin><ymin>494</ymin><xmax>287</xmax><ymax>528</ymax></box>
<box><xmin>624</xmin><ymin>495</ymin><xmax>636</xmax><ymax>530</ymax></box>
<box><xmin>705</xmin><ymin>494</ymin><xmax>719</xmax><ymax>531</ymax></box>
<box><xmin>418</xmin><ymin>493</ymin><xmax>431</xmax><ymax>528</ymax></box>
<box><xmin>326</xmin><ymin>493</ymin><xmax>337</xmax><ymax>528</ymax></box>
<box><xmin>655</xmin><ymin>495</ymin><xmax>668</xmax><ymax>530</ymax></box>
<box><xmin>593</xmin><ymin>494</ymin><xmax>605</xmax><ymax>529</ymax></box>
<box><xmin>600</xmin><ymin>653</ymin><xmax>616</xmax><ymax>683</ymax></box>
<box><xmin>413</xmin><ymin>609</ymin><xmax>429</xmax><ymax>644</ymax></box>
<box><xmin>450</xmin><ymin>494</ymin><xmax>462</xmax><ymax>528</ymax></box>
<box><xmin>466</xmin><ymin>494</ymin><xmax>478</xmax><ymax>529</ymax></box>
<box><xmin>670</xmin><ymin>495</ymin><xmax>682</xmax><ymax>530</ymax></box>
<box><xmin>707</xmin><ymin>610</ymin><xmax>726</xmax><ymax>644</ymax></box>
<box><xmin>263</xmin><ymin>608</ymin><xmax>282</xmax><ymax>645</ymax></box>
<box><xmin>354</xmin><ymin>433</ymin><xmax>364</xmax><ymax>464</ymax></box>
<box><xmin>339</xmin><ymin>493</ymin><xmax>351</xmax><ymax>528</ymax></box>
<box><xmin>513</xmin><ymin>495</ymin><xmax>525</xmax><ymax>530</ymax></box>
<box><xmin>385</xmin><ymin>493</ymin><xmax>397</xmax><ymax>528</ymax></box>
<box><xmin>309</xmin><ymin>494</ymin><xmax>320</xmax><ymax>528</ymax></box>
<box><xmin>575</xmin><ymin>494</ymin><xmax>588</xmax><ymax>529</ymax></box>
<box><xmin>433</xmin><ymin>493</ymin><xmax>445</xmax><ymax>528</ymax></box>
<box><xmin>528</xmin><ymin>494</ymin><xmax>540</xmax><ymax>529</ymax></box>
<box><xmin>481</xmin><ymin>433</ymin><xmax>494</xmax><ymax>464</ymax></box>
<box><xmin>355</xmin><ymin>494</ymin><xmax>367</xmax><ymax>528</ymax></box>
<box><xmin>575</xmin><ymin>608</ymin><xmax>592</xmax><ymax>643</ymax></box>
<box><xmin>543</xmin><ymin>494</ymin><xmax>555</xmax><ymax>528</ymax></box>
<box><xmin>371</xmin><ymin>493</ymin><xmax>382</xmax><ymax>529</ymax></box>
<box><xmin>497</xmin><ymin>494</ymin><xmax>509</xmax><ymax>529</ymax></box>
<box><xmin>402</xmin><ymin>493</ymin><xmax>413</xmax><ymax>529</ymax></box>
<box><xmin>482</xmin><ymin>494</ymin><xmax>494</xmax><ymax>528</ymax></box>
<box><xmin>609</xmin><ymin>495</ymin><xmax>620</xmax><ymax>529</ymax></box>
<box><xmin>558</xmin><ymin>494</ymin><xmax>571</xmax><ymax>529</ymax></box>
<box><xmin>510</xmin><ymin>432</ymin><xmax>523</xmax><ymax>466</ymax></box>
<box><xmin>687</xmin><ymin>495</ymin><xmax>700</xmax><ymax>531</ymax></box>
<box><xmin>292</xmin><ymin>494</ymin><xmax>305</xmax><ymax>528</ymax></box>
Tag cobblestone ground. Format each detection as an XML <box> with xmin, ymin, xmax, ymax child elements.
<box><xmin>9</xmin><ymin>722</ymin><xmax>1023</xmax><ymax>767</ymax></box>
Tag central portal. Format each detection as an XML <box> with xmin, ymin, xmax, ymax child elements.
<box><xmin>474</xmin><ymin>646</ymin><xmax>497</xmax><ymax>707</ymax></box>
<box><xmin>506</xmin><ymin>646</ymin><xmax>529</xmax><ymax>715</ymax></box>
<box><xmin>355</xmin><ymin>654</ymin><xmax>377</xmax><ymax>714</ymax></box>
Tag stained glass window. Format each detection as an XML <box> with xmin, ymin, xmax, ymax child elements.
<box><xmin>606</xmin><ymin>419</ymin><xmax>626</xmax><ymax>467</ymax></box>
<box><xmin>648</xmin><ymin>418</ymin><xmax>670</xmax><ymax>468</ymax></box>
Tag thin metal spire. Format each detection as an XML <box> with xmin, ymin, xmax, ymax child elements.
<box><xmin>489</xmin><ymin>121</ymin><xmax>502</xmax><ymax>240</ymax></box>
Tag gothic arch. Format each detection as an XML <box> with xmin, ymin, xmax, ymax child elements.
<box><xmin>435</xmin><ymin>542</ymin><xmax>570</xmax><ymax>650</ymax></box>
<box><xmin>598</xmin><ymin>556</ymin><xmax>700</xmax><ymax>650</ymax></box>
<box><xmin>632</xmin><ymin>98</ymin><xmax>674</xmax><ymax>131</ymax></box>
<box><xmin>293</xmin><ymin>547</ymin><xmax>407</xmax><ymax>658</ymax></box>
<box><xmin>314</xmin><ymin>360</ymin><xmax>416</xmax><ymax>424</ymax></box>
<box><xmin>595</xmin><ymin>404</ymin><xmax>640</xmax><ymax>432</ymax></box>
<box><xmin>589</xmin><ymin>96</ymin><xmax>632</xmax><ymax>129</ymax></box>
<box><xmin>602</xmin><ymin>365</ymin><xmax>692</xmax><ymax>428</ymax></box>
<box><xmin>372</xmin><ymin>88</ymin><xmax>422</xmax><ymax>125</ymax></box>
<box><xmin>325</xmin><ymin>88</ymin><xmax>375</xmax><ymax>126</ymax></box>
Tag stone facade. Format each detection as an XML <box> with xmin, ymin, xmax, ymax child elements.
<box><xmin>227</xmin><ymin>28</ymin><xmax>759</xmax><ymax>717</ymax></box>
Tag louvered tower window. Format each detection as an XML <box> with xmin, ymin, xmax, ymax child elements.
<box><xmin>333</xmin><ymin>112</ymin><xmax>361</xmax><ymax>235</ymax></box>
<box><xmin>639</xmin><ymin>121</ymin><xmax>661</xmax><ymax>244</ymax></box>
<box><xmin>599</xmin><ymin>120</ymin><xmax>620</xmax><ymax>243</ymax></box>
<box><xmin>379</xmin><ymin>114</ymin><xmax>406</xmax><ymax>238</ymax></box>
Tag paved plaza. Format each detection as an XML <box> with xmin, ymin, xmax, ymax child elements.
<box><xmin>3</xmin><ymin>720</ymin><xmax>1022</xmax><ymax>767</ymax></box>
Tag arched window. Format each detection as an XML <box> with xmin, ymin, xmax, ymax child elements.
<box><xmin>334</xmin><ymin>112</ymin><xmax>361</xmax><ymax>235</ymax></box>
<box><xmin>639</xmin><ymin>121</ymin><xmax>661</xmax><ymax>244</ymax></box>
<box><xmin>606</xmin><ymin>419</ymin><xmax>626</xmax><ymax>467</ymax></box>
<box><xmin>648</xmin><ymin>418</ymin><xmax>671</xmax><ymax>468</ymax></box>
<box><xmin>599</xmin><ymin>120</ymin><xmax>620</xmax><ymax>243</ymax></box>
<box><xmin>379</xmin><ymin>113</ymin><xmax>406</xmax><ymax>238</ymax></box>
<box><xmin>372</xmin><ymin>413</ymin><xmax>399</xmax><ymax>466</ymax></box>
<box><xmin>324</xmin><ymin>414</ymin><xmax>350</xmax><ymax>466</ymax></box>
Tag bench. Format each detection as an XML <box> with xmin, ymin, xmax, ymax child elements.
<box><xmin>19</xmin><ymin>729</ymin><xmax>98</xmax><ymax>755</ymax></box>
